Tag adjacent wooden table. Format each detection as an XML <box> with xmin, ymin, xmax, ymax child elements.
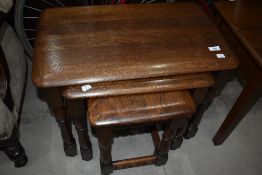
<box><xmin>212</xmin><ymin>0</ymin><xmax>262</xmax><ymax>145</ymax></box>
<box><xmin>32</xmin><ymin>2</ymin><xmax>238</xmax><ymax>157</ymax></box>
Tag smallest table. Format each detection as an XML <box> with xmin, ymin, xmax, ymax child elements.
<box><xmin>88</xmin><ymin>90</ymin><xmax>195</xmax><ymax>174</ymax></box>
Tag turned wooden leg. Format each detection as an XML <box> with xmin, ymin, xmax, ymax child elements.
<box><xmin>67</xmin><ymin>100</ymin><xmax>93</xmax><ymax>161</ymax></box>
<box><xmin>184</xmin><ymin>71</ymin><xmax>233</xmax><ymax>139</ymax></box>
<box><xmin>97</xmin><ymin>128</ymin><xmax>113</xmax><ymax>175</ymax></box>
<box><xmin>2</xmin><ymin>127</ymin><xmax>28</xmax><ymax>168</ymax></box>
<box><xmin>184</xmin><ymin>88</ymin><xmax>209</xmax><ymax>139</ymax></box>
<box><xmin>155</xmin><ymin>120</ymin><xmax>181</xmax><ymax>166</ymax></box>
<box><xmin>3</xmin><ymin>140</ymin><xmax>28</xmax><ymax>168</ymax></box>
<box><xmin>54</xmin><ymin>108</ymin><xmax>77</xmax><ymax>156</ymax></box>
<box><xmin>170</xmin><ymin>120</ymin><xmax>188</xmax><ymax>150</ymax></box>
<box><xmin>213</xmin><ymin>78</ymin><xmax>262</xmax><ymax>145</ymax></box>
<box><xmin>183</xmin><ymin>102</ymin><xmax>208</xmax><ymax>139</ymax></box>
<box><xmin>44</xmin><ymin>88</ymin><xmax>76</xmax><ymax>157</ymax></box>
<box><xmin>74</xmin><ymin>116</ymin><xmax>93</xmax><ymax>160</ymax></box>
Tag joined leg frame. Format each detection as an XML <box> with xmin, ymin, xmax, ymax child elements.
<box><xmin>96</xmin><ymin>119</ymin><xmax>187</xmax><ymax>175</ymax></box>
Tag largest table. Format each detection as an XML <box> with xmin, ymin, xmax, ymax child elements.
<box><xmin>32</xmin><ymin>2</ymin><xmax>238</xmax><ymax>157</ymax></box>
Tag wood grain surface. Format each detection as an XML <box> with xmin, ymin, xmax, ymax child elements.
<box><xmin>212</xmin><ymin>0</ymin><xmax>262</xmax><ymax>145</ymax></box>
<box><xmin>214</xmin><ymin>0</ymin><xmax>262</xmax><ymax>30</ymax></box>
<box><xmin>88</xmin><ymin>90</ymin><xmax>195</xmax><ymax>127</ymax></box>
<box><xmin>63</xmin><ymin>73</ymin><xmax>214</xmax><ymax>99</ymax></box>
<box><xmin>33</xmin><ymin>2</ymin><xmax>238</xmax><ymax>88</ymax></box>
<box><xmin>214</xmin><ymin>0</ymin><xmax>262</xmax><ymax>69</ymax></box>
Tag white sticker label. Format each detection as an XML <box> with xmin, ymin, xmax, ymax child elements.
<box><xmin>81</xmin><ymin>85</ymin><xmax>92</xmax><ymax>92</ymax></box>
<box><xmin>208</xmin><ymin>46</ymin><xmax>221</xmax><ymax>51</ymax></box>
<box><xmin>216</xmin><ymin>53</ymin><xmax>226</xmax><ymax>59</ymax></box>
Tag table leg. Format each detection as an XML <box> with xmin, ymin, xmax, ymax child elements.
<box><xmin>44</xmin><ymin>88</ymin><xmax>77</xmax><ymax>156</ymax></box>
<box><xmin>97</xmin><ymin>127</ymin><xmax>114</xmax><ymax>175</ymax></box>
<box><xmin>213</xmin><ymin>78</ymin><xmax>262</xmax><ymax>145</ymax></box>
<box><xmin>67</xmin><ymin>100</ymin><xmax>93</xmax><ymax>161</ymax></box>
<box><xmin>170</xmin><ymin>120</ymin><xmax>188</xmax><ymax>150</ymax></box>
<box><xmin>155</xmin><ymin>119</ymin><xmax>185</xmax><ymax>166</ymax></box>
<box><xmin>184</xmin><ymin>71</ymin><xmax>233</xmax><ymax>139</ymax></box>
<box><xmin>183</xmin><ymin>88</ymin><xmax>209</xmax><ymax>139</ymax></box>
<box><xmin>1</xmin><ymin>127</ymin><xmax>28</xmax><ymax>168</ymax></box>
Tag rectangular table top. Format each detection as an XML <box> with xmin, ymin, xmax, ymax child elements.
<box><xmin>32</xmin><ymin>2</ymin><xmax>238</xmax><ymax>88</ymax></box>
<box><xmin>214</xmin><ymin>0</ymin><xmax>262</xmax><ymax>70</ymax></box>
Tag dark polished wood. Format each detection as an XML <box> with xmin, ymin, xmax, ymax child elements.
<box><xmin>32</xmin><ymin>2</ymin><xmax>238</xmax><ymax>88</ymax></box>
<box><xmin>113</xmin><ymin>155</ymin><xmax>157</xmax><ymax>170</ymax></box>
<box><xmin>0</xmin><ymin>127</ymin><xmax>28</xmax><ymax>168</ymax></box>
<box><xmin>213</xmin><ymin>0</ymin><xmax>262</xmax><ymax>69</ymax></box>
<box><xmin>192</xmin><ymin>87</ymin><xmax>210</xmax><ymax>106</ymax></box>
<box><xmin>184</xmin><ymin>71</ymin><xmax>234</xmax><ymax>139</ymax></box>
<box><xmin>88</xmin><ymin>91</ymin><xmax>195</xmax><ymax>128</ymax></box>
<box><xmin>43</xmin><ymin>88</ymin><xmax>77</xmax><ymax>156</ymax></box>
<box><xmin>96</xmin><ymin>127</ymin><xmax>114</xmax><ymax>175</ymax></box>
<box><xmin>156</xmin><ymin>119</ymin><xmax>180</xmax><ymax>165</ymax></box>
<box><xmin>151</xmin><ymin>126</ymin><xmax>161</xmax><ymax>149</ymax></box>
<box><xmin>213</xmin><ymin>77</ymin><xmax>262</xmax><ymax>145</ymax></box>
<box><xmin>89</xmin><ymin>90</ymin><xmax>194</xmax><ymax>174</ymax></box>
<box><xmin>183</xmin><ymin>87</ymin><xmax>210</xmax><ymax>139</ymax></box>
<box><xmin>212</xmin><ymin>0</ymin><xmax>262</xmax><ymax>145</ymax></box>
<box><xmin>63</xmin><ymin>73</ymin><xmax>214</xmax><ymax>99</ymax></box>
<box><xmin>31</xmin><ymin>2</ymin><xmax>240</xmax><ymax>161</ymax></box>
<box><xmin>170</xmin><ymin>119</ymin><xmax>188</xmax><ymax>150</ymax></box>
<box><xmin>66</xmin><ymin>100</ymin><xmax>93</xmax><ymax>160</ymax></box>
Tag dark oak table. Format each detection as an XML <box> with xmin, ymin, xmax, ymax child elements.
<box><xmin>213</xmin><ymin>0</ymin><xmax>262</xmax><ymax>145</ymax></box>
<box><xmin>32</xmin><ymin>2</ymin><xmax>238</xmax><ymax>158</ymax></box>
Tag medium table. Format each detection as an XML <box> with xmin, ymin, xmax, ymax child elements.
<box><xmin>32</xmin><ymin>2</ymin><xmax>238</xmax><ymax>157</ymax></box>
<box><xmin>213</xmin><ymin>0</ymin><xmax>262</xmax><ymax>145</ymax></box>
